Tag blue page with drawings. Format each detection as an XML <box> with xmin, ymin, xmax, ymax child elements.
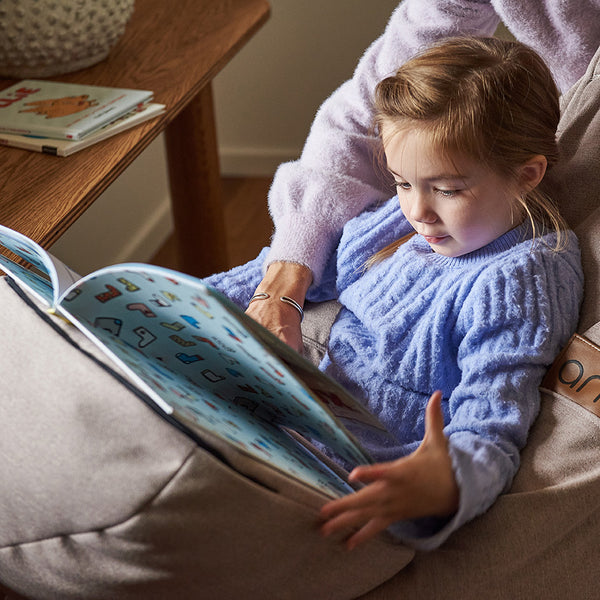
<box><xmin>0</xmin><ymin>224</ymin><xmax>392</xmax><ymax>498</ymax></box>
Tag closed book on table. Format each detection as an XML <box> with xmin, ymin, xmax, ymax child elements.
<box><xmin>0</xmin><ymin>79</ymin><xmax>153</xmax><ymax>140</ymax></box>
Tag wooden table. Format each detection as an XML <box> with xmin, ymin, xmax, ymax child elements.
<box><xmin>0</xmin><ymin>0</ymin><xmax>270</xmax><ymax>277</ymax></box>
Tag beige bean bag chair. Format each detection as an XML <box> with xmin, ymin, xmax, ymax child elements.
<box><xmin>1</xmin><ymin>45</ymin><xmax>599</xmax><ymax>600</ymax></box>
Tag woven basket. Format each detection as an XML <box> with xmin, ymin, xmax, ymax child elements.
<box><xmin>0</xmin><ymin>0</ymin><xmax>135</xmax><ymax>78</ymax></box>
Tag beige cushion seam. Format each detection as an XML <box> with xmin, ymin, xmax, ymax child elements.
<box><xmin>0</xmin><ymin>445</ymin><xmax>198</xmax><ymax>550</ymax></box>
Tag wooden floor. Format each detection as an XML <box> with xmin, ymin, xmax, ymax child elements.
<box><xmin>151</xmin><ymin>176</ymin><xmax>274</xmax><ymax>272</ymax></box>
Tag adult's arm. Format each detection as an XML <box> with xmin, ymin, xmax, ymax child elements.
<box><xmin>266</xmin><ymin>0</ymin><xmax>500</xmax><ymax>284</ymax></box>
<box><xmin>249</xmin><ymin>1</ymin><xmax>500</xmax><ymax>348</ymax></box>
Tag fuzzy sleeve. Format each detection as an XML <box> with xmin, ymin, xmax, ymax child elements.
<box><xmin>201</xmin><ymin>248</ymin><xmax>270</xmax><ymax>311</ymax></box>
<box><xmin>266</xmin><ymin>0</ymin><xmax>500</xmax><ymax>284</ymax></box>
<box><xmin>389</xmin><ymin>236</ymin><xmax>583</xmax><ymax>550</ymax></box>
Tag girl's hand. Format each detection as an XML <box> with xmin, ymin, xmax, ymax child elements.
<box><xmin>320</xmin><ymin>391</ymin><xmax>459</xmax><ymax>550</ymax></box>
<box><xmin>245</xmin><ymin>261</ymin><xmax>312</xmax><ymax>354</ymax></box>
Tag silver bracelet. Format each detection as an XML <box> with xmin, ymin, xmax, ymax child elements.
<box><xmin>248</xmin><ymin>292</ymin><xmax>270</xmax><ymax>305</ymax></box>
<box><xmin>279</xmin><ymin>295</ymin><xmax>304</xmax><ymax>321</ymax></box>
<box><xmin>247</xmin><ymin>291</ymin><xmax>304</xmax><ymax>321</ymax></box>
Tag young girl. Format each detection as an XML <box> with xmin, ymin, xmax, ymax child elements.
<box><xmin>204</xmin><ymin>37</ymin><xmax>583</xmax><ymax>552</ymax></box>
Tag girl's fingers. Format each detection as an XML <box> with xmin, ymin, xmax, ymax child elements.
<box><xmin>320</xmin><ymin>508</ymin><xmax>366</xmax><ymax>537</ymax></box>
<box><xmin>322</xmin><ymin>505</ymin><xmax>393</xmax><ymax>549</ymax></box>
<box><xmin>320</xmin><ymin>480</ymin><xmax>386</xmax><ymax>519</ymax></box>
<box><xmin>423</xmin><ymin>389</ymin><xmax>446</xmax><ymax>446</ymax></box>
<box><xmin>348</xmin><ymin>462</ymin><xmax>394</xmax><ymax>483</ymax></box>
<box><xmin>345</xmin><ymin>517</ymin><xmax>391</xmax><ymax>550</ymax></box>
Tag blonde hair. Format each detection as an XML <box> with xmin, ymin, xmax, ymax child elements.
<box><xmin>369</xmin><ymin>36</ymin><xmax>566</xmax><ymax>266</ymax></box>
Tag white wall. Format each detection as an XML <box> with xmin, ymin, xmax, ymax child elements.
<box><xmin>50</xmin><ymin>0</ymin><xmax>396</xmax><ymax>273</ymax></box>
<box><xmin>216</xmin><ymin>0</ymin><xmax>398</xmax><ymax>175</ymax></box>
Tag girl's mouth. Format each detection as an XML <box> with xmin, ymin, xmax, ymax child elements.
<box><xmin>423</xmin><ymin>234</ymin><xmax>449</xmax><ymax>244</ymax></box>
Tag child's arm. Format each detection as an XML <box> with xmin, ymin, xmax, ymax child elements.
<box><xmin>319</xmin><ymin>391</ymin><xmax>459</xmax><ymax>550</ymax></box>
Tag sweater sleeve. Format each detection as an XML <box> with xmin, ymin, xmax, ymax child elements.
<box><xmin>266</xmin><ymin>0</ymin><xmax>500</xmax><ymax>284</ymax></box>
<box><xmin>201</xmin><ymin>248</ymin><xmax>270</xmax><ymax>310</ymax></box>
<box><xmin>389</xmin><ymin>238</ymin><xmax>583</xmax><ymax>550</ymax></box>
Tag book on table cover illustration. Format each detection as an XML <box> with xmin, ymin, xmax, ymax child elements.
<box><xmin>0</xmin><ymin>80</ymin><xmax>153</xmax><ymax>140</ymax></box>
<box><xmin>0</xmin><ymin>102</ymin><xmax>166</xmax><ymax>156</ymax></box>
<box><xmin>0</xmin><ymin>224</ymin><xmax>391</xmax><ymax>498</ymax></box>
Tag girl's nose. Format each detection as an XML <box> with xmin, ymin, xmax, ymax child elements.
<box><xmin>411</xmin><ymin>193</ymin><xmax>437</xmax><ymax>224</ymax></box>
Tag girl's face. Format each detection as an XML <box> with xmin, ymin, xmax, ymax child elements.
<box><xmin>383</xmin><ymin>126</ymin><xmax>521</xmax><ymax>258</ymax></box>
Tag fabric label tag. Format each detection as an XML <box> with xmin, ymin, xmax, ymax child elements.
<box><xmin>541</xmin><ymin>333</ymin><xmax>600</xmax><ymax>418</ymax></box>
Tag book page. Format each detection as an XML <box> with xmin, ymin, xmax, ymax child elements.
<box><xmin>0</xmin><ymin>253</ymin><xmax>54</xmax><ymax>305</ymax></box>
<box><xmin>0</xmin><ymin>224</ymin><xmax>78</xmax><ymax>306</ymax></box>
<box><xmin>241</xmin><ymin>314</ymin><xmax>391</xmax><ymax>432</ymax></box>
<box><xmin>56</xmin><ymin>264</ymin><xmax>379</xmax><ymax>496</ymax></box>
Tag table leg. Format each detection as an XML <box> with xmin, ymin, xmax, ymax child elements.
<box><xmin>164</xmin><ymin>82</ymin><xmax>229</xmax><ymax>278</ymax></box>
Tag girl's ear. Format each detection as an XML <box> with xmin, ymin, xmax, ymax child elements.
<box><xmin>519</xmin><ymin>155</ymin><xmax>547</xmax><ymax>192</ymax></box>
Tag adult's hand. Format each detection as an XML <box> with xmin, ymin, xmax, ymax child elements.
<box><xmin>245</xmin><ymin>261</ymin><xmax>313</xmax><ymax>354</ymax></box>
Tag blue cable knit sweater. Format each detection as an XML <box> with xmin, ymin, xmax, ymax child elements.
<box><xmin>205</xmin><ymin>196</ymin><xmax>583</xmax><ymax>549</ymax></box>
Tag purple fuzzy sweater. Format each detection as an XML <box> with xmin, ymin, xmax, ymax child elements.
<box><xmin>266</xmin><ymin>0</ymin><xmax>600</xmax><ymax>283</ymax></box>
<box><xmin>205</xmin><ymin>198</ymin><xmax>583</xmax><ymax>549</ymax></box>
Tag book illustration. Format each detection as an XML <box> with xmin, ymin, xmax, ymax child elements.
<box><xmin>64</xmin><ymin>270</ymin><xmax>372</xmax><ymax>465</ymax></box>
<box><xmin>0</xmin><ymin>80</ymin><xmax>153</xmax><ymax>140</ymax></box>
<box><xmin>0</xmin><ymin>232</ymin><xmax>61</xmax><ymax>305</ymax></box>
<box><xmin>20</xmin><ymin>95</ymin><xmax>99</xmax><ymax>119</ymax></box>
<box><xmin>0</xmin><ymin>224</ymin><xmax>393</xmax><ymax>498</ymax></box>
<box><xmin>0</xmin><ymin>84</ymin><xmax>40</xmax><ymax>109</ymax></box>
<box><xmin>0</xmin><ymin>256</ymin><xmax>54</xmax><ymax>306</ymax></box>
<box><xmin>68</xmin><ymin>269</ymin><xmax>371</xmax><ymax>497</ymax></box>
<box><xmin>0</xmin><ymin>226</ymin><xmax>79</xmax><ymax>304</ymax></box>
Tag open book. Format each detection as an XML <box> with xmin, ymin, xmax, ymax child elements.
<box><xmin>0</xmin><ymin>225</ymin><xmax>391</xmax><ymax>498</ymax></box>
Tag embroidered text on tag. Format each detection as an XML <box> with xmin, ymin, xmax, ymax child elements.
<box><xmin>541</xmin><ymin>334</ymin><xmax>600</xmax><ymax>419</ymax></box>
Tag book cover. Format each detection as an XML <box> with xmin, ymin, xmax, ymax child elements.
<box><xmin>0</xmin><ymin>224</ymin><xmax>392</xmax><ymax>499</ymax></box>
<box><xmin>0</xmin><ymin>80</ymin><xmax>153</xmax><ymax>140</ymax></box>
<box><xmin>0</xmin><ymin>103</ymin><xmax>166</xmax><ymax>156</ymax></box>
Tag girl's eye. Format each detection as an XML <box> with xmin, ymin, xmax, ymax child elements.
<box><xmin>396</xmin><ymin>181</ymin><xmax>411</xmax><ymax>191</ymax></box>
<box><xmin>436</xmin><ymin>188</ymin><xmax>459</xmax><ymax>197</ymax></box>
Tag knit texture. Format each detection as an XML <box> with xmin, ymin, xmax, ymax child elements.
<box><xmin>205</xmin><ymin>197</ymin><xmax>583</xmax><ymax>550</ymax></box>
<box><xmin>266</xmin><ymin>0</ymin><xmax>600</xmax><ymax>283</ymax></box>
